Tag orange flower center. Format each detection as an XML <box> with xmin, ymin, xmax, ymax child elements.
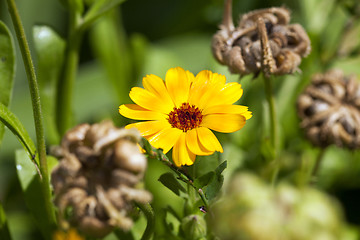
<box><xmin>167</xmin><ymin>103</ymin><xmax>203</xmax><ymax>132</ymax></box>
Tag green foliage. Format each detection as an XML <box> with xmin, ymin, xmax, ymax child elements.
<box><xmin>33</xmin><ymin>25</ymin><xmax>65</xmax><ymax>145</ymax></box>
<box><xmin>0</xmin><ymin>203</ymin><xmax>12</xmax><ymax>240</ymax></box>
<box><xmin>0</xmin><ymin>103</ymin><xmax>37</xmax><ymax>165</ymax></box>
<box><xmin>158</xmin><ymin>172</ymin><xmax>186</xmax><ymax>196</ymax></box>
<box><xmin>15</xmin><ymin>150</ymin><xmax>57</xmax><ymax>239</ymax></box>
<box><xmin>2</xmin><ymin>0</ymin><xmax>360</xmax><ymax>239</ymax></box>
<box><xmin>0</xmin><ymin>21</ymin><xmax>15</xmax><ymax>146</ymax></box>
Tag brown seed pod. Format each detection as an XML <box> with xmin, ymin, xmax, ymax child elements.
<box><xmin>212</xmin><ymin>0</ymin><xmax>311</xmax><ymax>77</ymax></box>
<box><xmin>51</xmin><ymin>120</ymin><xmax>152</xmax><ymax>238</ymax></box>
<box><xmin>297</xmin><ymin>69</ymin><xmax>360</xmax><ymax>149</ymax></box>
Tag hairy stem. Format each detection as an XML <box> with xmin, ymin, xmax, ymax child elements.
<box><xmin>137</xmin><ymin>203</ymin><xmax>155</xmax><ymax>240</ymax></box>
<box><xmin>6</xmin><ymin>0</ymin><xmax>56</xmax><ymax>228</ymax></box>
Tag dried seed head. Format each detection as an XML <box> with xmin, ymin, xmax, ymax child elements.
<box><xmin>212</xmin><ymin>0</ymin><xmax>311</xmax><ymax>77</ymax></box>
<box><xmin>51</xmin><ymin>120</ymin><xmax>152</xmax><ymax>238</ymax></box>
<box><xmin>297</xmin><ymin>69</ymin><xmax>360</xmax><ymax>149</ymax></box>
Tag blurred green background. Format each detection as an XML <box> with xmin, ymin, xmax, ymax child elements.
<box><xmin>1</xmin><ymin>0</ymin><xmax>360</xmax><ymax>239</ymax></box>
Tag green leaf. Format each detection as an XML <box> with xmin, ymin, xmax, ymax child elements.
<box><xmin>0</xmin><ymin>202</ymin><xmax>12</xmax><ymax>240</ymax></box>
<box><xmin>0</xmin><ymin>103</ymin><xmax>37</xmax><ymax>165</ymax></box>
<box><xmin>89</xmin><ymin>10</ymin><xmax>131</xmax><ymax>105</ymax></box>
<box><xmin>83</xmin><ymin>0</ymin><xmax>126</xmax><ymax>29</ymax></box>
<box><xmin>0</xmin><ymin>21</ymin><xmax>15</xmax><ymax>146</ymax></box>
<box><xmin>193</xmin><ymin>171</ymin><xmax>215</xmax><ymax>189</ymax></box>
<box><xmin>158</xmin><ymin>172</ymin><xmax>186</xmax><ymax>196</ymax></box>
<box><xmin>58</xmin><ymin>0</ymin><xmax>84</xmax><ymax>14</ymax></box>
<box><xmin>33</xmin><ymin>25</ymin><xmax>66</xmax><ymax>145</ymax></box>
<box><xmin>215</xmin><ymin>160</ymin><xmax>227</xmax><ymax>176</ymax></box>
<box><xmin>204</xmin><ymin>161</ymin><xmax>227</xmax><ymax>201</ymax></box>
<box><xmin>15</xmin><ymin>150</ymin><xmax>57</xmax><ymax>239</ymax></box>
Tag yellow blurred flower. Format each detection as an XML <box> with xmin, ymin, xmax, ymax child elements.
<box><xmin>53</xmin><ymin>229</ymin><xmax>84</xmax><ymax>240</ymax></box>
<box><xmin>119</xmin><ymin>67</ymin><xmax>252</xmax><ymax>166</ymax></box>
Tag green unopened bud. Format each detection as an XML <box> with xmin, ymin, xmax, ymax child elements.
<box><xmin>181</xmin><ymin>214</ymin><xmax>207</xmax><ymax>240</ymax></box>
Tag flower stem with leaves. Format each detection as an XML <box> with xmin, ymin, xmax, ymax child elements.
<box><xmin>5</xmin><ymin>0</ymin><xmax>56</xmax><ymax>230</ymax></box>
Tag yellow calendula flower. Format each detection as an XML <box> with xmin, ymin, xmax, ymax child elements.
<box><xmin>119</xmin><ymin>67</ymin><xmax>252</xmax><ymax>166</ymax></box>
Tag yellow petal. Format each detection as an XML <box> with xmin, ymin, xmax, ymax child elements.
<box><xmin>186</xmin><ymin>70</ymin><xmax>195</xmax><ymax>83</ymax></box>
<box><xmin>165</xmin><ymin>67</ymin><xmax>191</xmax><ymax>107</ymax></box>
<box><xmin>196</xmin><ymin>127</ymin><xmax>223</xmax><ymax>152</ymax></box>
<box><xmin>129</xmin><ymin>87</ymin><xmax>171</xmax><ymax>114</ymax></box>
<box><xmin>185</xmin><ymin>129</ymin><xmax>213</xmax><ymax>155</ymax></box>
<box><xmin>204</xmin><ymin>82</ymin><xmax>243</xmax><ymax>109</ymax></box>
<box><xmin>142</xmin><ymin>74</ymin><xmax>174</xmax><ymax>112</ymax></box>
<box><xmin>219</xmin><ymin>82</ymin><xmax>243</xmax><ymax>104</ymax></box>
<box><xmin>125</xmin><ymin>120</ymin><xmax>170</xmax><ymax>136</ymax></box>
<box><xmin>201</xmin><ymin>114</ymin><xmax>246</xmax><ymax>133</ymax></box>
<box><xmin>119</xmin><ymin>104</ymin><xmax>166</xmax><ymax>120</ymax></box>
<box><xmin>189</xmin><ymin>77</ymin><xmax>224</xmax><ymax>109</ymax></box>
<box><xmin>195</xmin><ymin>70</ymin><xmax>226</xmax><ymax>85</ymax></box>
<box><xmin>148</xmin><ymin>127</ymin><xmax>182</xmax><ymax>154</ymax></box>
<box><xmin>189</xmin><ymin>71</ymin><xmax>228</xmax><ymax>109</ymax></box>
<box><xmin>172</xmin><ymin>133</ymin><xmax>196</xmax><ymax>166</ymax></box>
<box><xmin>202</xmin><ymin>105</ymin><xmax>252</xmax><ymax>120</ymax></box>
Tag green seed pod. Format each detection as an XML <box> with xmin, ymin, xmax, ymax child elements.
<box><xmin>181</xmin><ymin>214</ymin><xmax>207</xmax><ymax>240</ymax></box>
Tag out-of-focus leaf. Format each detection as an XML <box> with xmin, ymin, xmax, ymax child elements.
<box><xmin>0</xmin><ymin>21</ymin><xmax>15</xmax><ymax>146</ymax></box>
<box><xmin>83</xmin><ymin>0</ymin><xmax>126</xmax><ymax>28</ymax></box>
<box><xmin>158</xmin><ymin>172</ymin><xmax>186</xmax><ymax>196</ymax></box>
<box><xmin>0</xmin><ymin>202</ymin><xmax>12</xmax><ymax>240</ymax></box>
<box><xmin>0</xmin><ymin>103</ymin><xmax>37</xmax><ymax>165</ymax></box>
<box><xmin>58</xmin><ymin>0</ymin><xmax>83</xmax><ymax>14</ymax></box>
<box><xmin>331</xmin><ymin>56</ymin><xmax>360</xmax><ymax>75</ymax></box>
<box><xmin>33</xmin><ymin>25</ymin><xmax>66</xmax><ymax>145</ymax></box>
<box><xmin>320</xmin><ymin>6</ymin><xmax>347</xmax><ymax>61</ymax></box>
<box><xmin>15</xmin><ymin>150</ymin><xmax>57</xmax><ymax>239</ymax></box>
<box><xmin>89</xmin><ymin>10</ymin><xmax>131</xmax><ymax>106</ymax></box>
<box><xmin>300</xmin><ymin>0</ymin><xmax>336</xmax><ymax>34</ymax></box>
<box><xmin>338</xmin><ymin>18</ymin><xmax>360</xmax><ymax>57</ymax></box>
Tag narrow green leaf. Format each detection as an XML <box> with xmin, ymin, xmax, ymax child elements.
<box><xmin>193</xmin><ymin>171</ymin><xmax>215</xmax><ymax>189</ymax></box>
<box><xmin>0</xmin><ymin>21</ymin><xmax>15</xmax><ymax>146</ymax></box>
<box><xmin>0</xmin><ymin>202</ymin><xmax>12</xmax><ymax>240</ymax></box>
<box><xmin>0</xmin><ymin>103</ymin><xmax>37</xmax><ymax>165</ymax></box>
<box><xmin>33</xmin><ymin>25</ymin><xmax>66</xmax><ymax>145</ymax></box>
<box><xmin>215</xmin><ymin>160</ymin><xmax>227</xmax><ymax>176</ymax></box>
<box><xmin>89</xmin><ymin>10</ymin><xmax>131</xmax><ymax>105</ymax></box>
<box><xmin>158</xmin><ymin>172</ymin><xmax>186</xmax><ymax>196</ymax></box>
<box><xmin>82</xmin><ymin>0</ymin><xmax>126</xmax><ymax>28</ymax></box>
<box><xmin>15</xmin><ymin>150</ymin><xmax>57</xmax><ymax>239</ymax></box>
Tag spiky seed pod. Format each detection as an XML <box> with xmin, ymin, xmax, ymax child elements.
<box><xmin>51</xmin><ymin>121</ymin><xmax>152</xmax><ymax>238</ymax></box>
<box><xmin>212</xmin><ymin>0</ymin><xmax>311</xmax><ymax>77</ymax></box>
<box><xmin>297</xmin><ymin>69</ymin><xmax>360</xmax><ymax>149</ymax></box>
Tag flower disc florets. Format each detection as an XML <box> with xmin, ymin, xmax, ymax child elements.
<box><xmin>167</xmin><ymin>103</ymin><xmax>203</xmax><ymax>132</ymax></box>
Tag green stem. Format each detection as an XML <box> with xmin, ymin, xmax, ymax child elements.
<box><xmin>137</xmin><ymin>203</ymin><xmax>155</xmax><ymax>240</ymax></box>
<box><xmin>56</xmin><ymin>9</ymin><xmax>83</xmax><ymax>136</ymax></box>
<box><xmin>6</xmin><ymin>0</ymin><xmax>56</xmax><ymax>228</ymax></box>
<box><xmin>310</xmin><ymin>148</ymin><xmax>326</xmax><ymax>184</ymax></box>
<box><xmin>263</xmin><ymin>75</ymin><xmax>278</xmax><ymax>185</ymax></box>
